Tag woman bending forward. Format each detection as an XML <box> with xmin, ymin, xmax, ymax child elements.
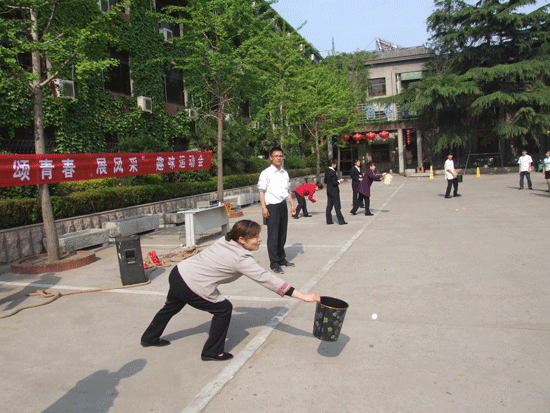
<box><xmin>141</xmin><ymin>220</ymin><xmax>321</xmax><ymax>361</ymax></box>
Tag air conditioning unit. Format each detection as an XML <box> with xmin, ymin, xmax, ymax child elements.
<box><xmin>52</xmin><ymin>79</ymin><xmax>75</xmax><ymax>99</ymax></box>
<box><xmin>159</xmin><ymin>28</ymin><xmax>173</xmax><ymax>43</ymax></box>
<box><xmin>224</xmin><ymin>113</ymin><xmax>234</xmax><ymax>121</ymax></box>
<box><xmin>185</xmin><ymin>108</ymin><xmax>198</xmax><ymax>118</ymax></box>
<box><xmin>137</xmin><ymin>96</ymin><xmax>152</xmax><ymax>113</ymax></box>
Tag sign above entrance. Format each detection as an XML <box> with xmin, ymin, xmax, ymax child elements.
<box><xmin>400</xmin><ymin>71</ymin><xmax>423</xmax><ymax>81</ymax></box>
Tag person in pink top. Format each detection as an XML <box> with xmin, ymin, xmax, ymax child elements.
<box><xmin>140</xmin><ymin>220</ymin><xmax>320</xmax><ymax>361</ymax></box>
<box><xmin>293</xmin><ymin>182</ymin><xmax>318</xmax><ymax>218</ymax></box>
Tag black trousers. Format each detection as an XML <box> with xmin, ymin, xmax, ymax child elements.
<box><xmin>326</xmin><ymin>193</ymin><xmax>345</xmax><ymax>224</ymax></box>
<box><xmin>445</xmin><ymin>178</ymin><xmax>459</xmax><ymax>197</ymax></box>
<box><xmin>294</xmin><ymin>192</ymin><xmax>308</xmax><ymax>217</ymax></box>
<box><xmin>141</xmin><ymin>266</ymin><xmax>233</xmax><ymax>357</ymax></box>
<box><xmin>351</xmin><ymin>193</ymin><xmax>371</xmax><ymax>214</ymax></box>
<box><xmin>351</xmin><ymin>185</ymin><xmax>363</xmax><ymax>211</ymax></box>
<box><xmin>266</xmin><ymin>201</ymin><xmax>288</xmax><ymax>265</ymax></box>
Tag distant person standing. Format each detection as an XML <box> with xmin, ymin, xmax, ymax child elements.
<box><xmin>349</xmin><ymin>159</ymin><xmax>364</xmax><ymax>213</ymax></box>
<box><xmin>518</xmin><ymin>149</ymin><xmax>533</xmax><ymax>190</ymax></box>
<box><xmin>543</xmin><ymin>150</ymin><xmax>550</xmax><ymax>192</ymax></box>
<box><xmin>356</xmin><ymin>161</ymin><xmax>386</xmax><ymax>215</ymax></box>
<box><xmin>444</xmin><ymin>153</ymin><xmax>460</xmax><ymax>198</ymax></box>
<box><xmin>293</xmin><ymin>182</ymin><xmax>318</xmax><ymax>218</ymax></box>
<box><xmin>258</xmin><ymin>147</ymin><xmax>296</xmax><ymax>274</ymax></box>
<box><xmin>324</xmin><ymin>158</ymin><xmax>347</xmax><ymax>225</ymax></box>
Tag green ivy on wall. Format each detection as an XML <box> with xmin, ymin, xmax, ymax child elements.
<box><xmin>1</xmin><ymin>0</ymin><xmax>194</xmax><ymax>155</ymax></box>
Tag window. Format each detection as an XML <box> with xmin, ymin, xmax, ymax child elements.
<box><xmin>368</xmin><ymin>77</ymin><xmax>386</xmax><ymax>97</ymax></box>
<box><xmin>156</xmin><ymin>0</ymin><xmax>181</xmax><ymax>38</ymax></box>
<box><xmin>101</xmin><ymin>50</ymin><xmax>131</xmax><ymax>95</ymax></box>
<box><xmin>164</xmin><ymin>68</ymin><xmax>184</xmax><ymax>105</ymax></box>
<box><xmin>98</xmin><ymin>0</ymin><xmax>121</xmax><ymax>12</ymax></box>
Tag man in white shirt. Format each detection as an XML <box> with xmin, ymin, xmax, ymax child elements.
<box><xmin>543</xmin><ymin>150</ymin><xmax>550</xmax><ymax>192</ymax></box>
<box><xmin>518</xmin><ymin>149</ymin><xmax>533</xmax><ymax>190</ymax></box>
<box><xmin>258</xmin><ymin>147</ymin><xmax>296</xmax><ymax>274</ymax></box>
<box><xmin>444</xmin><ymin>153</ymin><xmax>460</xmax><ymax>198</ymax></box>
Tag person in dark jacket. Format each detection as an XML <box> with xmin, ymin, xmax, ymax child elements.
<box><xmin>324</xmin><ymin>158</ymin><xmax>347</xmax><ymax>225</ymax></box>
<box><xmin>354</xmin><ymin>161</ymin><xmax>385</xmax><ymax>216</ymax></box>
<box><xmin>349</xmin><ymin>159</ymin><xmax>364</xmax><ymax>213</ymax></box>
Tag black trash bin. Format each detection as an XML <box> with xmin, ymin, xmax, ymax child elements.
<box><xmin>313</xmin><ymin>296</ymin><xmax>349</xmax><ymax>342</ymax></box>
<box><xmin>116</xmin><ymin>236</ymin><xmax>148</xmax><ymax>285</ymax></box>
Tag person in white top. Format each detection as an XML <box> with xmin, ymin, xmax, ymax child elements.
<box><xmin>518</xmin><ymin>149</ymin><xmax>533</xmax><ymax>190</ymax></box>
<box><xmin>542</xmin><ymin>150</ymin><xmax>550</xmax><ymax>192</ymax></box>
<box><xmin>444</xmin><ymin>153</ymin><xmax>460</xmax><ymax>198</ymax></box>
<box><xmin>258</xmin><ymin>147</ymin><xmax>296</xmax><ymax>274</ymax></box>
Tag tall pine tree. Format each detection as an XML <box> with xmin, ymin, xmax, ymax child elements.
<box><xmin>401</xmin><ymin>0</ymin><xmax>550</xmax><ymax>157</ymax></box>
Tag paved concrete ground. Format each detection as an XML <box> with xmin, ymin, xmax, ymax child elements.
<box><xmin>1</xmin><ymin>173</ymin><xmax>549</xmax><ymax>413</ymax></box>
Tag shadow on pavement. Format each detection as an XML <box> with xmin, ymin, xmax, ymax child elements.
<box><xmin>41</xmin><ymin>359</ymin><xmax>146</xmax><ymax>413</ymax></box>
<box><xmin>316</xmin><ymin>334</ymin><xmax>350</xmax><ymax>357</ymax></box>
<box><xmin>0</xmin><ymin>273</ymin><xmax>61</xmax><ymax>312</ymax></box>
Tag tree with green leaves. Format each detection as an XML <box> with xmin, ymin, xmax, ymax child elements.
<box><xmin>0</xmin><ymin>0</ymin><xmax>124</xmax><ymax>262</ymax></box>
<box><xmin>163</xmin><ymin>0</ymin><xmax>268</xmax><ymax>202</ymax></box>
<box><xmin>399</xmin><ymin>0</ymin><xmax>550</xmax><ymax>158</ymax></box>
<box><xmin>246</xmin><ymin>16</ymin><xmax>311</xmax><ymax>152</ymax></box>
<box><xmin>290</xmin><ymin>58</ymin><xmax>357</xmax><ymax>184</ymax></box>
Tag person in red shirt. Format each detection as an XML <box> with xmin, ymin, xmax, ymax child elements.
<box><xmin>293</xmin><ymin>183</ymin><xmax>318</xmax><ymax>218</ymax></box>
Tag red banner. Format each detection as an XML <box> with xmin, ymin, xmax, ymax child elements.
<box><xmin>0</xmin><ymin>151</ymin><xmax>212</xmax><ymax>188</ymax></box>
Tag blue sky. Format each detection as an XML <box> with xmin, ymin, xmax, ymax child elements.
<box><xmin>271</xmin><ymin>0</ymin><xmax>550</xmax><ymax>56</ymax></box>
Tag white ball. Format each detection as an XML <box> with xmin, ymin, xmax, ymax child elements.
<box><xmin>371</xmin><ymin>313</ymin><xmax>377</xmax><ymax>320</ymax></box>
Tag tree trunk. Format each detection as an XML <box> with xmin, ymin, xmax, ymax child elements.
<box><xmin>216</xmin><ymin>109</ymin><xmax>224</xmax><ymax>203</ymax></box>
<box><xmin>31</xmin><ymin>8</ymin><xmax>60</xmax><ymax>262</ymax></box>
<box><xmin>314</xmin><ymin>124</ymin><xmax>321</xmax><ymax>186</ymax></box>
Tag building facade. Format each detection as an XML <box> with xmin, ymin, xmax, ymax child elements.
<box><xmin>339</xmin><ymin>46</ymin><xmax>433</xmax><ymax>175</ymax></box>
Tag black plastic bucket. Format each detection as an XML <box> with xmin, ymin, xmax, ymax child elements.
<box><xmin>313</xmin><ymin>296</ymin><xmax>349</xmax><ymax>342</ymax></box>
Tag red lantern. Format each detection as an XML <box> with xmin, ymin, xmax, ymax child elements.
<box><xmin>342</xmin><ymin>135</ymin><xmax>350</xmax><ymax>142</ymax></box>
<box><xmin>352</xmin><ymin>133</ymin><xmax>363</xmax><ymax>144</ymax></box>
<box><xmin>406</xmin><ymin>129</ymin><xmax>411</xmax><ymax>145</ymax></box>
<box><xmin>379</xmin><ymin>131</ymin><xmax>390</xmax><ymax>141</ymax></box>
<box><xmin>365</xmin><ymin>132</ymin><xmax>376</xmax><ymax>141</ymax></box>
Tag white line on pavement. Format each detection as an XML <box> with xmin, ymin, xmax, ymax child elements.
<box><xmin>181</xmin><ymin>181</ymin><xmax>406</xmax><ymax>413</ymax></box>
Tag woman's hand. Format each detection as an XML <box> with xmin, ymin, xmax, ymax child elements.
<box><xmin>292</xmin><ymin>290</ymin><xmax>321</xmax><ymax>303</ymax></box>
<box><xmin>303</xmin><ymin>293</ymin><xmax>321</xmax><ymax>303</ymax></box>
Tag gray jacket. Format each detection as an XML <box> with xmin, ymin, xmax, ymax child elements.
<box><xmin>177</xmin><ymin>237</ymin><xmax>291</xmax><ymax>303</ymax></box>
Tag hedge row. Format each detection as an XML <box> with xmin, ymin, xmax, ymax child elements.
<box><xmin>0</xmin><ymin>168</ymin><xmax>315</xmax><ymax>230</ymax></box>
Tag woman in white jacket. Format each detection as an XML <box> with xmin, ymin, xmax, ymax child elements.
<box><xmin>141</xmin><ymin>220</ymin><xmax>320</xmax><ymax>361</ymax></box>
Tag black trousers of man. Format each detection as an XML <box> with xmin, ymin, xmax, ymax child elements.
<box><xmin>294</xmin><ymin>192</ymin><xmax>309</xmax><ymax>217</ymax></box>
<box><xmin>141</xmin><ymin>267</ymin><xmax>233</xmax><ymax>357</ymax></box>
<box><xmin>266</xmin><ymin>201</ymin><xmax>288</xmax><ymax>265</ymax></box>
<box><xmin>445</xmin><ymin>178</ymin><xmax>459</xmax><ymax>197</ymax></box>
<box><xmin>326</xmin><ymin>193</ymin><xmax>345</xmax><ymax>224</ymax></box>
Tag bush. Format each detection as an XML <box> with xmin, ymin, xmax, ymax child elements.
<box><xmin>305</xmin><ymin>151</ymin><xmax>327</xmax><ymax>168</ymax></box>
<box><xmin>284</xmin><ymin>155</ymin><xmax>307</xmax><ymax>170</ymax></box>
<box><xmin>0</xmin><ymin>198</ymin><xmax>41</xmax><ymax>229</ymax></box>
<box><xmin>243</xmin><ymin>156</ymin><xmax>270</xmax><ymax>173</ymax></box>
<box><xmin>53</xmin><ymin>178</ymin><xmax>120</xmax><ymax>196</ymax></box>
